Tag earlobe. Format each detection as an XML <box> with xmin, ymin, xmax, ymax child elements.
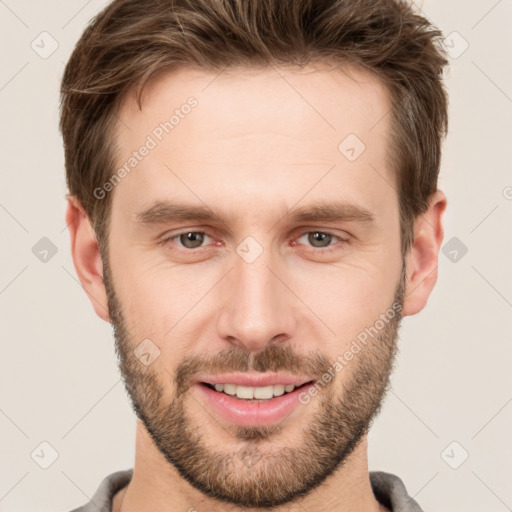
<box><xmin>402</xmin><ymin>189</ymin><xmax>447</xmax><ymax>317</ymax></box>
<box><xmin>65</xmin><ymin>197</ymin><xmax>111</xmax><ymax>323</ymax></box>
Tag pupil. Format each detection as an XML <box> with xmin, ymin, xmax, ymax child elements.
<box><xmin>181</xmin><ymin>232</ymin><xmax>203</xmax><ymax>248</ymax></box>
<box><xmin>309</xmin><ymin>232</ymin><xmax>331</xmax><ymax>248</ymax></box>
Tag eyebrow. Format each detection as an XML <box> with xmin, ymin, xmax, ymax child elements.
<box><xmin>134</xmin><ymin>200</ymin><xmax>375</xmax><ymax>228</ymax></box>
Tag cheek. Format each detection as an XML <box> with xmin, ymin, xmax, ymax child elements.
<box><xmin>111</xmin><ymin>249</ymin><xmax>221</xmax><ymax>345</ymax></box>
<box><xmin>290</xmin><ymin>259</ymin><xmax>399</xmax><ymax>347</ymax></box>
<box><xmin>108</xmin><ymin>220</ymin><xmax>401</xmax><ymax>358</ymax></box>
<box><xmin>123</xmin><ymin>274</ymin><xmax>188</xmax><ymax>338</ymax></box>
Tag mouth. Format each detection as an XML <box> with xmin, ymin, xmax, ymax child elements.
<box><xmin>195</xmin><ymin>379</ymin><xmax>316</xmax><ymax>426</ymax></box>
<box><xmin>200</xmin><ymin>381</ymin><xmax>314</xmax><ymax>401</ymax></box>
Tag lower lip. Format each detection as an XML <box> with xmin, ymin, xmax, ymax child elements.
<box><xmin>195</xmin><ymin>383</ymin><xmax>314</xmax><ymax>427</ymax></box>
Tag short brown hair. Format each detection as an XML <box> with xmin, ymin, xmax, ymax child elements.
<box><xmin>60</xmin><ymin>0</ymin><xmax>448</xmax><ymax>256</ymax></box>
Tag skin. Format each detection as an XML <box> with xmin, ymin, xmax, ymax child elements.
<box><xmin>66</xmin><ymin>62</ymin><xmax>446</xmax><ymax>512</ymax></box>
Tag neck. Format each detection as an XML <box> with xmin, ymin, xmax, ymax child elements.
<box><xmin>113</xmin><ymin>421</ymin><xmax>388</xmax><ymax>512</ymax></box>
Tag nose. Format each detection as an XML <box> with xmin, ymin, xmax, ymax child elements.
<box><xmin>215</xmin><ymin>248</ymin><xmax>297</xmax><ymax>353</ymax></box>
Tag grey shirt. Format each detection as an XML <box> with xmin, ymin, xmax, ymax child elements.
<box><xmin>69</xmin><ymin>469</ymin><xmax>424</xmax><ymax>511</ymax></box>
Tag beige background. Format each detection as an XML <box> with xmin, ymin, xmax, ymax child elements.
<box><xmin>1</xmin><ymin>1</ymin><xmax>511</xmax><ymax>511</ymax></box>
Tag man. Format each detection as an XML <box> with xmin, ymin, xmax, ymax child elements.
<box><xmin>61</xmin><ymin>0</ymin><xmax>448</xmax><ymax>510</ymax></box>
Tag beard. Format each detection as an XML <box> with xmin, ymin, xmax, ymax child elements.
<box><xmin>103</xmin><ymin>257</ymin><xmax>406</xmax><ymax>509</ymax></box>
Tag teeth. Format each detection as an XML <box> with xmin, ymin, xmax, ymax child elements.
<box><xmin>253</xmin><ymin>385</ymin><xmax>274</xmax><ymax>399</ymax></box>
<box><xmin>236</xmin><ymin>385</ymin><xmax>254</xmax><ymax>399</ymax></box>
<box><xmin>267</xmin><ymin>384</ymin><xmax>284</xmax><ymax>397</ymax></box>
<box><xmin>210</xmin><ymin>383</ymin><xmax>297</xmax><ymax>399</ymax></box>
<box><xmin>223</xmin><ymin>384</ymin><xmax>236</xmax><ymax>395</ymax></box>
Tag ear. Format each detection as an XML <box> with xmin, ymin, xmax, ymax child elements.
<box><xmin>402</xmin><ymin>189</ymin><xmax>447</xmax><ymax>317</ymax></box>
<box><xmin>65</xmin><ymin>196</ymin><xmax>110</xmax><ymax>323</ymax></box>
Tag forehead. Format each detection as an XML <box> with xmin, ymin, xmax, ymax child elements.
<box><xmin>111</xmin><ymin>62</ymin><xmax>395</xmax><ymax>225</ymax></box>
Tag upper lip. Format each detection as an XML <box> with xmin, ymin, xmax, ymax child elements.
<box><xmin>194</xmin><ymin>373</ymin><xmax>315</xmax><ymax>388</ymax></box>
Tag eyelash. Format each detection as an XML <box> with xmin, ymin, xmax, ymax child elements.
<box><xmin>161</xmin><ymin>229</ymin><xmax>349</xmax><ymax>254</ymax></box>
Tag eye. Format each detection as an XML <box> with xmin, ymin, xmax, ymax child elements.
<box><xmin>164</xmin><ymin>231</ymin><xmax>214</xmax><ymax>249</ymax></box>
<box><xmin>294</xmin><ymin>231</ymin><xmax>348</xmax><ymax>252</ymax></box>
<box><xmin>161</xmin><ymin>229</ymin><xmax>349</xmax><ymax>255</ymax></box>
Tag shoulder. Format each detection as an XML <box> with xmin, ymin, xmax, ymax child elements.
<box><xmin>67</xmin><ymin>468</ymin><xmax>133</xmax><ymax>512</ymax></box>
<box><xmin>369</xmin><ymin>471</ymin><xmax>424</xmax><ymax>512</ymax></box>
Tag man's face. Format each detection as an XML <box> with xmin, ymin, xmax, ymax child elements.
<box><xmin>104</xmin><ymin>63</ymin><xmax>405</xmax><ymax>508</ymax></box>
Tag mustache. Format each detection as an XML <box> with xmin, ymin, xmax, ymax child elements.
<box><xmin>174</xmin><ymin>343</ymin><xmax>333</xmax><ymax>397</ymax></box>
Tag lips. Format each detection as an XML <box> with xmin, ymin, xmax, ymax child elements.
<box><xmin>195</xmin><ymin>372</ymin><xmax>314</xmax><ymax>388</ymax></box>
<box><xmin>193</xmin><ymin>376</ymin><xmax>317</xmax><ymax>426</ymax></box>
